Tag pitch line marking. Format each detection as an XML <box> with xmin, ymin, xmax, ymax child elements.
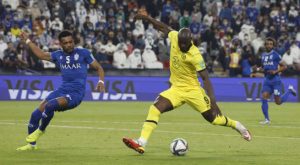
<box><xmin>0</xmin><ymin>121</ymin><xmax>300</xmax><ymax>140</ymax></box>
<box><xmin>0</xmin><ymin>119</ymin><xmax>300</xmax><ymax>129</ymax></box>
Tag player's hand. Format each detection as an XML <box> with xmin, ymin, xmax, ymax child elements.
<box><xmin>250</xmin><ymin>73</ymin><xmax>256</xmax><ymax>77</ymax></box>
<box><xmin>134</xmin><ymin>8</ymin><xmax>148</xmax><ymax>20</ymax></box>
<box><xmin>267</xmin><ymin>70</ymin><xmax>277</xmax><ymax>75</ymax></box>
<box><xmin>96</xmin><ymin>80</ymin><xmax>105</xmax><ymax>93</ymax></box>
<box><xmin>252</xmin><ymin>66</ymin><xmax>262</xmax><ymax>72</ymax></box>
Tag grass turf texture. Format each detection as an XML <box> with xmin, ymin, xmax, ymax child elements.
<box><xmin>0</xmin><ymin>101</ymin><xmax>299</xmax><ymax>165</ymax></box>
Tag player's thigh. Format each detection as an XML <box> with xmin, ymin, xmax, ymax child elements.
<box><xmin>273</xmin><ymin>81</ymin><xmax>283</xmax><ymax>104</ymax></box>
<box><xmin>185</xmin><ymin>88</ymin><xmax>211</xmax><ymax>113</ymax></box>
<box><xmin>56</xmin><ymin>93</ymin><xmax>83</xmax><ymax>112</ymax></box>
<box><xmin>159</xmin><ymin>87</ymin><xmax>185</xmax><ymax>109</ymax></box>
<box><xmin>273</xmin><ymin>81</ymin><xmax>282</xmax><ymax>96</ymax></box>
<box><xmin>38</xmin><ymin>90</ymin><xmax>64</xmax><ymax>111</ymax></box>
<box><xmin>262</xmin><ymin>81</ymin><xmax>272</xmax><ymax>99</ymax></box>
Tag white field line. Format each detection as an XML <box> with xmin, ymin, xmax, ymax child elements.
<box><xmin>0</xmin><ymin>121</ymin><xmax>300</xmax><ymax>140</ymax></box>
<box><xmin>0</xmin><ymin>119</ymin><xmax>300</xmax><ymax>129</ymax></box>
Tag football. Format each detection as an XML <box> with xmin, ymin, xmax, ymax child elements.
<box><xmin>170</xmin><ymin>138</ymin><xmax>188</xmax><ymax>156</ymax></box>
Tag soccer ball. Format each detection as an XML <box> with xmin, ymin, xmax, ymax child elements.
<box><xmin>170</xmin><ymin>138</ymin><xmax>188</xmax><ymax>156</ymax></box>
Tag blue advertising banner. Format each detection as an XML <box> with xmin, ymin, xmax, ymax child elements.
<box><xmin>0</xmin><ymin>75</ymin><xmax>298</xmax><ymax>102</ymax></box>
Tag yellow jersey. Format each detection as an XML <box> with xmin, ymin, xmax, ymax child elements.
<box><xmin>229</xmin><ymin>52</ymin><xmax>240</xmax><ymax>68</ymax></box>
<box><xmin>168</xmin><ymin>31</ymin><xmax>206</xmax><ymax>89</ymax></box>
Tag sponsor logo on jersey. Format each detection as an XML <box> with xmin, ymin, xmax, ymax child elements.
<box><xmin>74</xmin><ymin>53</ymin><xmax>79</xmax><ymax>61</ymax></box>
<box><xmin>263</xmin><ymin>61</ymin><xmax>274</xmax><ymax>66</ymax></box>
<box><xmin>60</xmin><ymin>63</ymin><xmax>81</xmax><ymax>69</ymax></box>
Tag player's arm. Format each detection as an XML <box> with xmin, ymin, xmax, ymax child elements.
<box><xmin>198</xmin><ymin>69</ymin><xmax>216</xmax><ymax>104</ymax></box>
<box><xmin>250</xmin><ymin>64</ymin><xmax>264</xmax><ymax>77</ymax></box>
<box><xmin>90</xmin><ymin>60</ymin><xmax>105</xmax><ymax>92</ymax></box>
<box><xmin>134</xmin><ymin>9</ymin><xmax>173</xmax><ymax>36</ymax></box>
<box><xmin>278</xmin><ymin>61</ymin><xmax>287</xmax><ymax>72</ymax></box>
<box><xmin>252</xmin><ymin>65</ymin><xmax>264</xmax><ymax>73</ymax></box>
<box><xmin>268</xmin><ymin>61</ymin><xmax>287</xmax><ymax>75</ymax></box>
<box><xmin>19</xmin><ymin>32</ymin><xmax>51</xmax><ymax>61</ymax></box>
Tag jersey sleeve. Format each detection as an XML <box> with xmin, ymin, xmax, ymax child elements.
<box><xmin>192</xmin><ymin>53</ymin><xmax>206</xmax><ymax>71</ymax></box>
<box><xmin>275</xmin><ymin>52</ymin><xmax>281</xmax><ymax>63</ymax></box>
<box><xmin>168</xmin><ymin>30</ymin><xmax>178</xmax><ymax>41</ymax></box>
<box><xmin>84</xmin><ymin>49</ymin><xmax>96</xmax><ymax>64</ymax></box>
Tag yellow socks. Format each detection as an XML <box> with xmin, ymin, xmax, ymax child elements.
<box><xmin>212</xmin><ymin>115</ymin><xmax>237</xmax><ymax>129</ymax></box>
<box><xmin>139</xmin><ymin>105</ymin><xmax>161</xmax><ymax>145</ymax></box>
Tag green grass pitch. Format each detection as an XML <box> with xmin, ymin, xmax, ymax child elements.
<box><xmin>0</xmin><ymin>101</ymin><xmax>299</xmax><ymax>165</ymax></box>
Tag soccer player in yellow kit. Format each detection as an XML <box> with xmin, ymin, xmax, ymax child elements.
<box><xmin>123</xmin><ymin>9</ymin><xmax>252</xmax><ymax>154</ymax></box>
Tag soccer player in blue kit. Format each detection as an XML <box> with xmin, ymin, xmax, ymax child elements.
<box><xmin>253</xmin><ymin>38</ymin><xmax>297</xmax><ymax>124</ymax></box>
<box><xmin>16</xmin><ymin>30</ymin><xmax>105</xmax><ymax>150</ymax></box>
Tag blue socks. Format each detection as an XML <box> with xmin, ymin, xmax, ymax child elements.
<box><xmin>39</xmin><ymin>99</ymin><xmax>60</xmax><ymax>131</ymax></box>
<box><xmin>28</xmin><ymin>109</ymin><xmax>42</xmax><ymax>145</ymax></box>
<box><xmin>261</xmin><ymin>99</ymin><xmax>269</xmax><ymax>121</ymax></box>
<box><xmin>280</xmin><ymin>90</ymin><xmax>291</xmax><ymax>103</ymax></box>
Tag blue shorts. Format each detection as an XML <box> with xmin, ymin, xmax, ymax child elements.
<box><xmin>262</xmin><ymin>79</ymin><xmax>282</xmax><ymax>96</ymax></box>
<box><xmin>45</xmin><ymin>89</ymin><xmax>83</xmax><ymax>111</ymax></box>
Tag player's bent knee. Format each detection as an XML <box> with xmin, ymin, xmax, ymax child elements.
<box><xmin>275</xmin><ymin>101</ymin><xmax>282</xmax><ymax>105</ymax></box>
<box><xmin>154</xmin><ymin>96</ymin><xmax>173</xmax><ymax>113</ymax></box>
<box><xmin>201</xmin><ymin>109</ymin><xmax>216</xmax><ymax>123</ymax></box>
<box><xmin>44</xmin><ymin>99</ymin><xmax>61</xmax><ymax>114</ymax></box>
<box><xmin>38</xmin><ymin>101</ymin><xmax>47</xmax><ymax>112</ymax></box>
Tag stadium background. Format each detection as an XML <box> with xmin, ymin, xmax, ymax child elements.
<box><xmin>0</xmin><ymin>0</ymin><xmax>300</xmax><ymax>165</ymax></box>
<box><xmin>0</xmin><ymin>0</ymin><xmax>299</xmax><ymax>101</ymax></box>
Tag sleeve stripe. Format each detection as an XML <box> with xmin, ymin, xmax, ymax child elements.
<box><xmin>89</xmin><ymin>53</ymin><xmax>96</xmax><ymax>63</ymax></box>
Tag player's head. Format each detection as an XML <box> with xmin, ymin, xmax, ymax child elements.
<box><xmin>264</xmin><ymin>37</ymin><xmax>276</xmax><ymax>52</ymax></box>
<box><xmin>178</xmin><ymin>28</ymin><xmax>192</xmax><ymax>53</ymax></box>
<box><xmin>58</xmin><ymin>30</ymin><xmax>75</xmax><ymax>53</ymax></box>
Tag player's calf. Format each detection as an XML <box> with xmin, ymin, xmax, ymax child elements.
<box><xmin>207</xmin><ymin>113</ymin><xmax>252</xmax><ymax>141</ymax></box>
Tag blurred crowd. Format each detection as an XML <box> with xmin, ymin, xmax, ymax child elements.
<box><xmin>0</xmin><ymin>0</ymin><xmax>299</xmax><ymax>77</ymax></box>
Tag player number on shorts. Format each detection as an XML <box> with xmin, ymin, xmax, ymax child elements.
<box><xmin>204</xmin><ymin>96</ymin><xmax>210</xmax><ymax>105</ymax></box>
<box><xmin>274</xmin><ymin>89</ymin><xmax>280</xmax><ymax>95</ymax></box>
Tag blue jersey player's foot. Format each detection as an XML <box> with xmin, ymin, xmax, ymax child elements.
<box><xmin>16</xmin><ymin>144</ymin><xmax>38</xmax><ymax>151</ymax></box>
<box><xmin>288</xmin><ymin>85</ymin><xmax>297</xmax><ymax>96</ymax></box>
<box><xmin>26</xmin><ymin>129</ymin><xmax>44</xmax><ymax>143</ymax></box>
<box><xmin>122</xmin><ymin>137</ymin><xmax>145</xmax><ymax>154</ymax></box>
<box><xmin>259</xmin><ymin>119</ymin><xmax>271</xmax><ymax>125</ymax></box>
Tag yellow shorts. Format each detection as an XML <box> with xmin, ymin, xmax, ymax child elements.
<box><xmin>159</xmin><ymin>86</ymin><xmax>211</xmax><ymax>113</ymax></box>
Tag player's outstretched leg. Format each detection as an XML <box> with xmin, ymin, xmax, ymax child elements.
<box><xmin>26</xmin><ymin>99</ymin><xmax>60</xmax><ymax>143</ymax></box>
<box><xmin>202</xmin><ymin>104</ymin><xmax>252</xmax><ymax>141</ymax></box>
<box><xmin>27</xmin><ymin>109</ymin><xmax>43</xmax><ymax>144</ymax></box>
<box><xmin>123</xmin><ymin>105</ymin><xmax>161</xmax><ymax>154</ymax></box>
<box><xmin>212</xmin><ymin>114</ymin><xmax>252</xmax><ymax>141</ymax></box>
<box><xmin>16</xmin><ymin>108</ymin><xmax>43</xmax><ymax>151</ymax></box>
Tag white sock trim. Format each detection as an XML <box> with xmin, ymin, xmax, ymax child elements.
<box><xmin>137</xmin><ymin>137</ymin><xmax>147</xmax><ymax>147</ymax></box>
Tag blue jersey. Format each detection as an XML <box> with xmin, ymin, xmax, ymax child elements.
<box><xmin>261</xmin><ymin>50</ymin><xmax>281</xmax><ymax>80</ymax></box>
<box><xmin>261</xmin><ymin>50</ymin><xmax>282</xmax><ymax>95</ymax></box>
<box><xmin>50</xmin><ymin>48</ymin><xmax>95</xmax><ymax>96</ymax></box>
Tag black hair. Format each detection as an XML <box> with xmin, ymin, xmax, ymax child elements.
<box><xmin>265</xmin><ymin>37</ymin><xmax>276</xmax><ymax>47</ymax></box>
<box><xmin>58</xmin><ymin>30</ymin><xmax>73</xmax><ymax>41</ymax></box>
